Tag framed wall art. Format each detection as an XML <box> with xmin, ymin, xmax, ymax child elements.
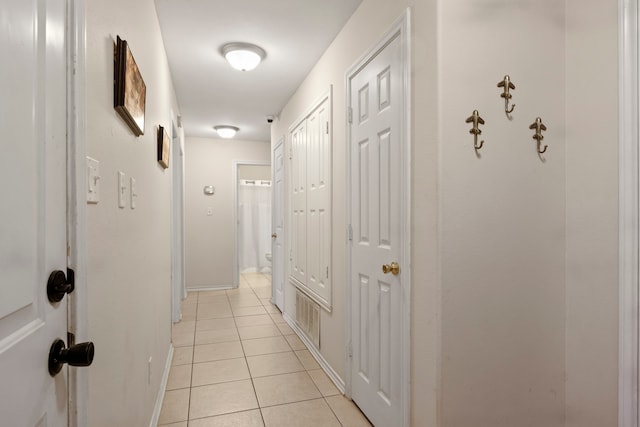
<box><xmin>114</xmin><ymin>36</ymin><xmax>146</xmax><ymax>136</ymax></box>
<box><xmin>157</xmin><ymin>126</ymin><xmax>170</xmax><ymax>169</ymax></box>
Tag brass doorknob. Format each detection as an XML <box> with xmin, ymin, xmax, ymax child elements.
<box><xmin>271</xmin><ymin>233</ymin><xmax>277</xmax><ymax>238</ymax></box>
<box><xmin>382</xmin><ymin>262</ymin><xmax>400</xmax><ymax>275</ymax></box>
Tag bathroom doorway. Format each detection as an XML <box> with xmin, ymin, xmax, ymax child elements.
<box><xmin>233</xmin><ymin>162</ymin><xmax>272</xmax><ymax>287</ymax></box>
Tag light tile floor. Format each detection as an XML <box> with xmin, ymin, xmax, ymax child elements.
<box><xmin>159</xmin><ymin>273</ymin><xmax>372</xmax><ymax>427</ymax></box>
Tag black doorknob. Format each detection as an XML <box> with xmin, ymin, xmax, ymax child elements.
<box><xmin>47</xmin><ymin>269</ymin><xmax>75</xmax><ymax>303</ymax></box>
<box><xmin>48</xmin><ymin>338</ymin><xmax>95</xmax><ymax>376</ymax></box>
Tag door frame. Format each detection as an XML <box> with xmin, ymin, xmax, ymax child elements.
<box><xmin>271</xmin><ymin>137</ymin><xmax>286</xmax><ymax>309</ymax></box>
<box><xmin>170</xmin><ymin>115</ymin><xmax>185</xmax><ymax>323</ymax></box>
<box><xmin>232</xmin><ymin>160</ymin><xmax>272</xmax><ymax>287</ymax></box>
<box><xmin>344</xmin><ymin>8</ymin><xmax>411</xmax><ymax>427</ymax></box>
<box><xmin>67</xmin><ymin>0</ymin><xmax>88</xmax><ymax>425</ymax></box>
<box><xmin>619</xmin><ymin>0</ymin><xmax>639</xmax><ymax>425</ymax></box>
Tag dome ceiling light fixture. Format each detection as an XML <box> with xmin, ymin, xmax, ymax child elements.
<box><xmin>221</xmin><ymin>42</ymin><xmax>266</xmax><ymax>72</ymax></box>
<box><xmin>214</xmin><ymin>125</ymin><xmax>239</xmax><ymax>139</ymax></box>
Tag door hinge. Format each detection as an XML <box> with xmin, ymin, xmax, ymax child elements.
<box><xmin>348</xmin><ymin>224</ymin><xmax>353</xmax><ymax>242</ymax></box>
<box><xmin>348</xmin><ymin>107</ymin><xmax>353</xmax><ymax>124</ymax></box>
<box><xmin>347</xmin><ymin>341</ymin><xmax>353</xmax><ymax>358</ymax></box>
<box><xmin>326</xmin><ymin>266</ymin><xmax>329</xmax><ymax>279</ymax></box>
<box><xmin>325</xmin><ymin>121</ymin><xmax>329</xmax><ymax>134</ymax></box>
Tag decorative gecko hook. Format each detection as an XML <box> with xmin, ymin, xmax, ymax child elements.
<box><xmin>529</xmin><ymin>117</ymin><xmax>548</xmax><ymax>154</ymax></box>
<box><xmin>465</xmin><ymin>110</ymin><xmax>485</xmax><ymax>151</ymax></box>
<box><xmin>497</xmin><ymin>75</ymin><xmax>516</xmax><ymax>120</ymax></box>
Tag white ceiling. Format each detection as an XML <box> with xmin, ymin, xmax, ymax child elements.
<box><xmin>155</xmin><ymin>0</ymin><xmax>362</xmax><ymax>142</ymax></box>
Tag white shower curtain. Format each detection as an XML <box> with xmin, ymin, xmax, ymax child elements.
<box><xmin>238</xmin><ymin>181</ymin><xmax>272</xmax><ymax>273</ymax></box>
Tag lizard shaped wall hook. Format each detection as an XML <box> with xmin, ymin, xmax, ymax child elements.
<box><xmin>497</xmin><ymin>75</ymin><xmax>516</xmax><ymax>120</ymax></box>
<box><xmin>465</xmin><ymin>110</ymin><xmax>485</xmax><ymax>151</ymax></box>
<box><xmin>529</xmin><ymin>117</ymin><xmax>548</xmax><ymax>154</ymax></box>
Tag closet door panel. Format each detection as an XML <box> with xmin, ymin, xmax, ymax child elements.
<box><xmin>289</xmin><ymin>93</ymin><xmax>332</xmax><ymax>310</ymax></box>
<box><xmin>291</xmin><ymin>122</ymin><xmax>307</xmax><ymax>283</ymax></box>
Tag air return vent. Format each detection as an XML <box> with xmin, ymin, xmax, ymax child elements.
<box><xmin>296</xmin><ymin>289</ymin><xmax>320</xmax><ymax>348</ymax></box>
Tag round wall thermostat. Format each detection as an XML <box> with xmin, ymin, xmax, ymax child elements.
<box><xmin>203</xmin><ymin>186</ymin><xmax>215</xmax><ymax>195</ymax></box>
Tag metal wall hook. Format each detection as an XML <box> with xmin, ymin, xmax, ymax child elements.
<box><xmin>497</xmin><ymin>75</ymin><xmax>516</xmax><ymax>120</ymax></box>
<box><xmin>465</xmin><ymin>110</ymin><xmax>485</xmax><ymax>150</ymax></box>
<box><xmin>529</xmin><ymin>117</ymin><xmax>548</xmax><ymax>154</ymax></box>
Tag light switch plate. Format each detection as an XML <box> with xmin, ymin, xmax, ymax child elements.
<box><xmin>86</xmin><ymin>157</ymin><xmax>100</xmax><ymax>203</ymax></box>
<box><xmin>118</xmin><ymin>171</ymin><xmax>126</xmax><ymax>209</ymax></box>
<box><xmin>130</xmin><ymin>177</ymin><xmax>137</xmax><ymax>209</ymax></box>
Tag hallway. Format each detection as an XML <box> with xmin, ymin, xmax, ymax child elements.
<box><xmin>158</xmin><ymin>273</ymin><xmax>371</xmax><ymax>426</ymax></box>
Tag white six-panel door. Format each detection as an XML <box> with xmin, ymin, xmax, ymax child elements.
<box><xmin>0</xmin><ymin>0</ymin><xmax>70</xmax><ymax>425</ymax></box>
<box><xmin>349</xmin><ymin>31</ymin><xmax>404</xmax><ymax>427</ymax></box>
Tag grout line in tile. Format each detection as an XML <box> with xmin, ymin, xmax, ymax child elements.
<box><xmin>230</xmin><ymin>286</ymin><xmax>267</xmax><ymax>427</ymax></box>
<box><xmin>187</xmin><ymin>408</ymin><xmax>263</xmax><ymax>423</ymax></box>
<box><xmin>257</xmin><ymin>395</ymin><xmax>329</xmax><ymax>410</ymax></box>
<box><xmin>327</xmin><ymin>396</ymin><xmax>373</xmax><ymax>427</ymax></box>
<box><xmin>191</xmin><ymin>355</ymin><xmax>246</xmax><ymax>365</ymax></box>
<box><xmin>324</xmin><ymin>396</ymin><xmax>345</xmax><ymax>427</ymax></box>
<box><xmin>184</xmin><ymin>296</ymin><xmax>199</xmax><ymax>421</ymax></box>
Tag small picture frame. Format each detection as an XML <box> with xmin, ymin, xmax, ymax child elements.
<box><xmin>157</xmin><ymin>126</ymin><xmax>170</xmax><ymax>169</ymax></box>
<box><xmin>114</xmin><ymin>36</ymin><xmax>146</xmax><ymax>136</ymax></box>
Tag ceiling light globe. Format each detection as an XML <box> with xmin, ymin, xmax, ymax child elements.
<box><xmin>225</xmin><ymin>50</ymin><xmax>261</xmax><ymax>71</ymax></box>
<box><xmin>214</xmin><ymin>125</ymin><xmax>239</xmax><ymax>138</ymax></box>
<box><xmin>221</xmin><ymin>43</ymin><xmax>266</xmax><ymax>72</ymax></box>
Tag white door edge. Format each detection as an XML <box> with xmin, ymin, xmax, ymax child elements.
<box><xmin>272</xmin><ymin>137</ymin><xmax>285</xmax><ymax>308</ymax></box>
<box><xmin>344</xmin><ymin>8</ymin><xmax>412</xmax><ymax>427</ymax></box>
<box><xmin>232</xmin><ymin>160</ymin><xmax>272</xmax><ymax>288</ymax></box>
<box><xmin>67</xmin><ymin>0</ymin><xmax>89</xmax><ymax>426</ymax></box>
<box><xmin>619</xmin><ymin>0</ymin><xmax>639</xmax><ymax>426</ymax></box>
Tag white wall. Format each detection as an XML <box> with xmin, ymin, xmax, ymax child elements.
<box><xmin>85</xmin><ymin>0</ymin><xmax>181</xmax><ymax>425</ymax></box>
<box><xmin>565</xmin><ymin>0</ymin><xmax>619</xmax><ymax>425</ymax></box>
<box><xmin>439</xmin><ymin>1</ymin><xmax>566</xmax><ymax>425</ymax></box>
<box><xmin>184</xmin><ymin>137</ymin><xmax>270</xmax><ymax>289</ymax></box>
<box><xmin>238</xmin><ymin>165</ymin><xmax>271</xmax><ymax>181</ymax></box>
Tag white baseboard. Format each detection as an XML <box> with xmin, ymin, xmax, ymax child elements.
<box><xmin>187</xmin><ymin>285</ymin><xmax>234</xmax><ymax>292</ymax></box>
<box><xmin>282</xmin><ymin>312</ymin><xmax>346</xmax><ymax>394</ymax></box>
<box><xmin>149</xmin><ymin>344</ymin><xmax>174</xmax><ymax>427</ymax></box>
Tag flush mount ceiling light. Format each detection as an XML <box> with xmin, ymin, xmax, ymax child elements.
<box><xmin>214</xmin><ymin>125</ymin><xmax>239</xmax><ymax>139</ymax></box>
<box><xmin>221</xmin><ymin>42</ymin><xmax>266</xmax><ymax>71</ymax></box>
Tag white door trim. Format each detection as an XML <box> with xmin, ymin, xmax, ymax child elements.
<box><xmin>170</xmin><ymin>115</ymin><xmax>185</xmax><ymax>323</ymax></box>
<box><xmin>619</xmin><ymin>0</ymin><xmax>639</xmax><ymax>425</ymax></box>
<box><xmin>272</xmin><ymin>137</ymin><xmax>286</xmax><ymax>309</ymax></box>
<box><xmin>67</xmin><ymin>0</ymin><xmax>88</xmax><ymax>425</ymax></box>
<box><xmin>344</xmin><ymin>8</ymin><xmax>411</xmax><ymax>427</ymax></box>
<box><xmin>232</xmin><ymin>160</ymin><xmax>272</xmax><ymax>287</ymax></box>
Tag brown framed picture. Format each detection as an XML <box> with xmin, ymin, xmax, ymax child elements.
<box><xmin>114</xmin><ymin>36</ymin><xmax>146</xmax><ymax>136</ymax></box>
<box><xmin>157</xmin><ymin>126</ymin><xmax>170</xmax><ymax>169</ymax></box>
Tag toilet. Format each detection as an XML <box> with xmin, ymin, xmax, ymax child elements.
<box><xmin>264</xmin><ymin>253</ymin><xmax>272</xmax><ymax>275</ymax></box>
